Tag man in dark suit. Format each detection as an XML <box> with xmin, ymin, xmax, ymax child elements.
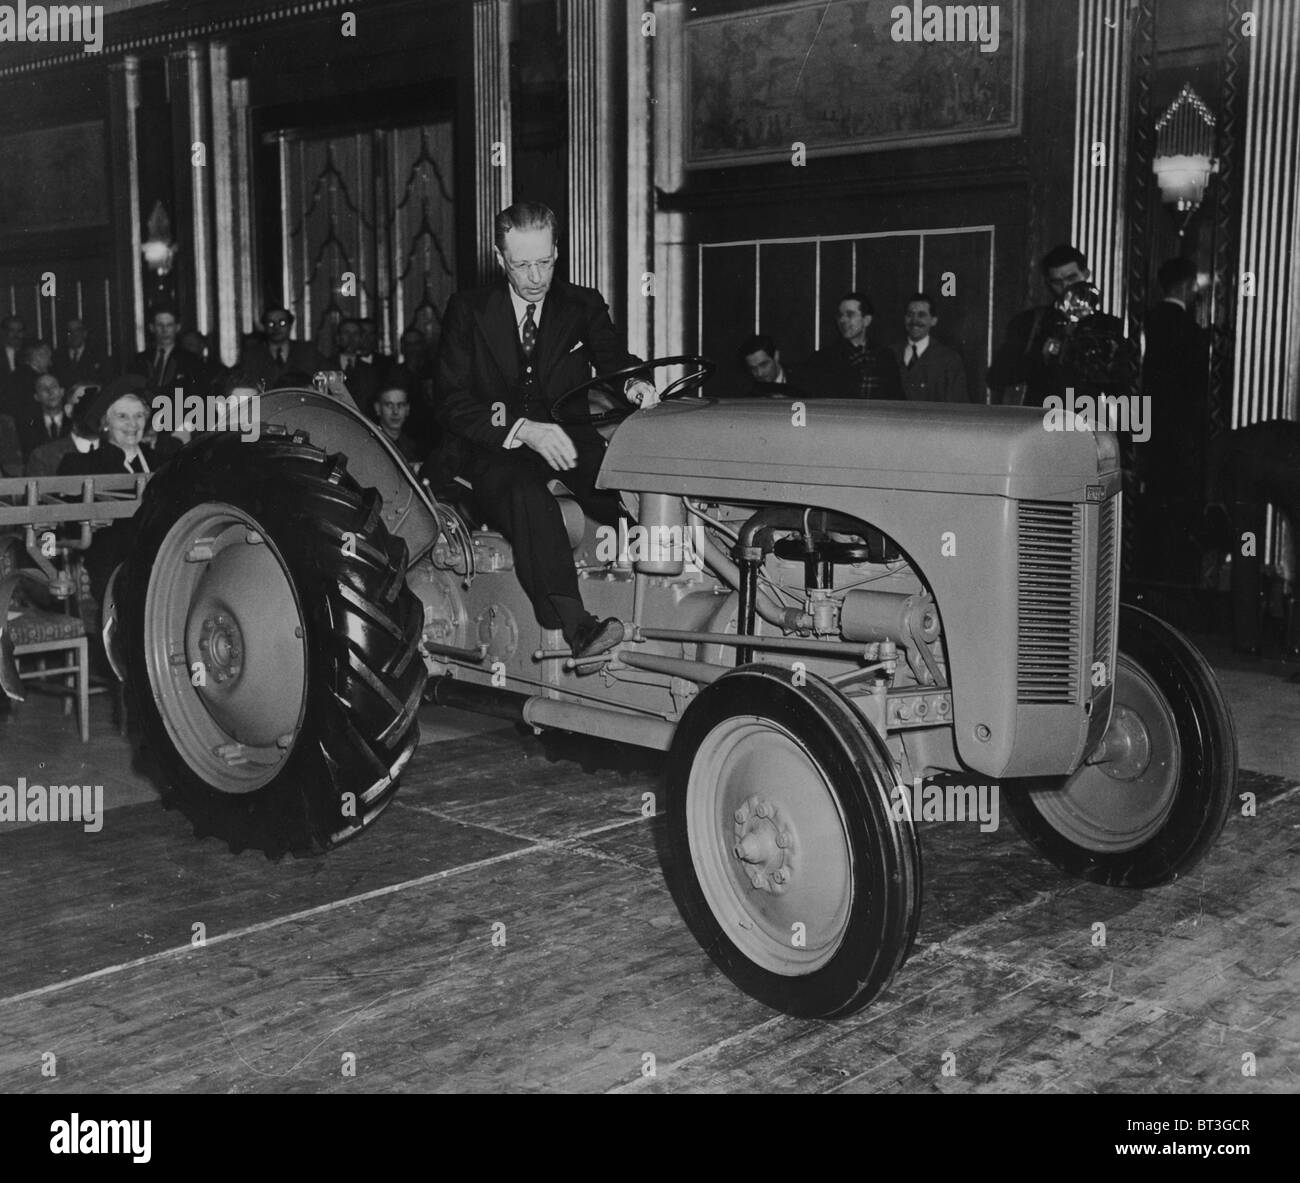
<box><xmin>331</xmin><ymin>317</ymin><xmax>380</xmax><ymax>413</ymax></box>
<box><xmin>5</xmin><ymin>342</ymin><xmax>56</xmax><ymax>417</ymax></box>
<box><xmin>434</xmin><ymin>200</ymin><xmax>657</xmax><ymax>659</ymax></box>
<box><xmin>128</xmin><ymin>306</ymin><xmax>198</xmax><ymax>396</ymax></box>
<box><xmin>808</xmin><ymin>292</ymin><xmax>904</xmax><ymax>401</ymax></box>
<box><xmin>17</xmin><ymin>372</ymin><xmax>74</xmax><ymax>458</ymax></box>
<box><xmin>54</xmin><ymin>319</ymin><xmax>108</xmax><ymax>390</ymax></box>
<box><xmin>26</xmin><ymin>381</ymin><xmax>99</xmax><ymax>477</ymax></box>
<box><xmin>1134</xmin><ymin>256</ymin><xmax>1211</xmax><ymax>582</ymax></box>
<box><xmin>739</xmin><ymin>333</ymin><xmax>805</xmax><ymax>398</ymax></box>
<box><xmin>987</xmin><ymin>244</ymin><xmax>1133</xmax><ymax>408</ymax></box>
<box><xmin>0</xmin><ymin>316</ymin><xmax>25</xmax><ymax>413</ymax></box>
<box><xmin>238</xmin><ymin>306</ymin><xmax>324</xmax><ymax>389</ymax></box>
<box><xmin>892</xmin><ymin>292</ymin><xmax>969</xmax><ymax>403</ymax></box>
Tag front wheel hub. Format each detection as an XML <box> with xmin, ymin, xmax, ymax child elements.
<box><xmin>1087</xmin><ymin>703</ymin><xmax>1153</xmax><ymax>780</ymax></box>
<box><xmin>732</xmin><ymin>795</ymin><xmax>797</xmax><ymax>892</ymax></box>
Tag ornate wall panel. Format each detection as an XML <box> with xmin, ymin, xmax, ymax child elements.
<box><xmin>279</xmin><ymin>123</ymin><xmax>456</xmax><ymax>356</ymax></box>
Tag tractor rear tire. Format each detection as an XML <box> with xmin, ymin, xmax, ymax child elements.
<box><xmin>118</xmin><ymin>430</ymin><xmax>426</xmax><ymax>856</ymax></box>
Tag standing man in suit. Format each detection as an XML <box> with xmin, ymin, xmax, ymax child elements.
<box><xmin>809</xmin><ymin>292</ymin><xmax>904</xmax><ymax>401</ymax></box>
<box><xmin>238</xmin><ymin>305</ymin><xmax>324</xmax><ymax>389</ymax></box>
<box><xmin>128</xmin><ymin>306</ymin><xmax>196</xmax><ymax>396</ymax></box>
<box><xmin>1137</xmin><ymin>257</ymin><xmax>1211</xmax><ymax>581</ymax></box>
<box><xmin>434</xmin><ymin>200</ymin><xmax>658</xmax><ymax>660</ymax></box>
<box><xmin>54</xmin><ymin>319</ymin><xmax>108</xmax><ymax>389</ymax></box>
<box><xmin>892</xmin><ymin>293</ymin><xmax>969</xmax><ymax>403</ymax></box>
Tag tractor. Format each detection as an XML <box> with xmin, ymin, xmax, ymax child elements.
<box><xmin>2</xmin><ymin>360</ymin><xmax>1236</xmax><ymax>1018</ymax></box>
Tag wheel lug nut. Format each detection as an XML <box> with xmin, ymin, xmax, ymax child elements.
<box><xmin>776</xmin><ymin>832</ymin><xmax>790</xmax><ymax>848</ymax></box>
<box><xmin>734</xmin><ymin>806</ymin><xmax>748</xmax><ymax>823</ymax></box>
<box><xmin>754</xmin><ymin>802</ymin><xmax>771</xmax><ymax>818</ymax></box>
<box><xmin>773</xmin><ymin>868</ymin><xmax>789</xmax><ymax>884</ymax></box>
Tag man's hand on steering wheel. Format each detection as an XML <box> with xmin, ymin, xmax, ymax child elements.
<box><xmin>624</xmin><ymin>377</ymin><xmax>659</xmax><ymax>410</ymax></box>
<box><xmin>516</xmin><ymin>419</ymin><xmax>578</xmax><ymax>470</ymax></box>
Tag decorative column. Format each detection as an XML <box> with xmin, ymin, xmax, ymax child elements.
<box><xmin>186</xmin><ymin>42</ymin><xmax>214</xmax><ymax>336</ymax></box>
<box><xmin>652</xmin><ymin>0</ymin><xmax>687</xmax><ymax>361</ymax></box>
<box><xmin>1232</xmin><ymin>0</ymin><xmax>1300</xmax><ymax>426</ymax></box>
<box><xmin>625</xmin><ymin>0</ymin><xmax>653</xmax><ymax>359</ymax></box>
<box><xmin>209</xmin><ymin>41</ymin><xmax>239</xmax><ymax>365</ymax></box>
<box><xmin>1070</xmin><ymin>0</ymin><xmax>1133</xmax><ymax>327</ymax></box>
<box><xmin>473</xmin><ymin>0</ymin><xmax>513</xmax><ymax>282</ymax></box>
<box><xmin>567</xmin><ymin>0</ymin><xmax>616</xmax><ymax>299</ymax></box>
<box><xmin>231</xmin><ymin>77</ymin><xmax>257</xmax><ymax>337</ymax></box>
<box><xmin>106</xmin><ymin>55</ymin><xmax>145</xmax><ymax>358</ymax></box>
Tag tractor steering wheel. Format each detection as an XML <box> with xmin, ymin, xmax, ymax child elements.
<box><xmin>549</xmin><ymin>355</ymin><xmax>716</xmax><ymax>427</ymax></box>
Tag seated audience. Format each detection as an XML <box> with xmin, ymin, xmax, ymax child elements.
<box><xmin>808</xmin><ymin>292</ymin><xmax>903</xmax><ymax>400</ymax></box>
<box><xmin>891</xmin><ymin>293</ymin><xmax>969</xmax><ymax>403</ymax></box>
<box><xmin>54</xmin><ymin>318</ymin><xmax>108</xmax><ymax>390</ymax></box>
<box><xmin>373</xmin><ymin>385</ymin><xmax>424</xmax><ymax>466</ymax></box>
<box><xmin>26</xmin><ymin>383</ymin><xmax>100</xmax><ymax>477</ymax></box>
<box><xmin>17</xmin><ymin>372</ymin><xmax>75</xmax><ymax>458</ymax></box>
<box><xmin>739</xmin><ymin>333</ymin><xmax>804</xmax><ymax>398</ymax></box>
<box><xmin>238</xmin><ymin>306</ymin><xmax>324</xmax><ymax>389</ymax></box>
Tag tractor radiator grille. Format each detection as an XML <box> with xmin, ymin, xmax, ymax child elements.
<box><xmin>1017</xmin><ymin>501</ymin><xmax>1082</xmax><ymax>704</ymax></box>
<box><xmin>1092</xmin><ymin>494</ymin><xmax>1119</xmax><ymax>690</ymax></box>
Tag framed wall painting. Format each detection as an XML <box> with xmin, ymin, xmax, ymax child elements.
<box><xmin>686</xmin><ymin>0</ymin><xmax>1023</xmax><ymax>169</ymax></box>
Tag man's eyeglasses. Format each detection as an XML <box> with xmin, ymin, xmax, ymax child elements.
<box><xmin>265</xmin><ymin>317</ymin><xmax>291</xmax><ymax>327</ymax></box>
<box><xmin>503</xmin><ymin>255</ymin><xmax>556</xmax><ymax>277</ymax></box>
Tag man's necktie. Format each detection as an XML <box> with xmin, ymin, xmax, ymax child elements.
<box><xmin>275</xmin><ymin>345</ymin><xmax>287</xmax><ymax>365</ymax></box>
<box><xmin>521</xmin><ymin>303</ymin><xmax>538</xmax><ymax>360</ymax></box>
<box><xmin>906</xmin><ymin>346</ymin><xmax>917</xmax><ymax>369</ymax></box>
<box><xmin>45</xmin><ymin>416</ymin><xmax>59</xmax><ymax>440</ymax></box>
<box><xmin>153</xmin><ymin>350</ymin><xmax>166</xmax><ymax>385</ymax></box>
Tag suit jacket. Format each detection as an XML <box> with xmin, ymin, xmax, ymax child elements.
<box><xmin>127</xmin><ymin>345</ymin><xmax>200</xmax><ymax>396</ymax></box>
<box><xmin>433</xmin><ymin>278</ymin><xmax>640</xmax><ymax>469</ymax></box>
<box><xmin>892</xmin><ymin>338</ymin><xmax>969</xmax><ymax>403</ymax></box>
<box><xmin>0</xmin><ymin>413</ymin><xmax>22</xmax><ymax>477</ymax></box>
<box><xmin>331</xmin><ymin>355</ymin><xmax>380</xmax><ymax>412</ymax></box>
<box><xmin>238</xmin><ymin>339</ymin><xmax>325</xmax><ymax>389</ymax></box>
<box><xmin>807</xmin><ymin>339</ymin><xmax>904</xmax><ymax>401</ymax></box>
<box><xmin>54</xmin><ymin>346</ymin><xmax>108</xmax><ymax>390</ymax></box>
<box><xmin>17</xmin><ymin>408</ymin><xmax>73</xmax><ymax>458</ymax></box>
<box><xmin>988</xmin><ymin>305</ymin><xmax>1134</xmax><ymax>408</ymax></box>
<box><xmin>25</xmin><ymin>434</ymin><xmax>78</xmax><ymax>477</ymax></box>
<box><xmin>59</xmin><ymin>441</ymin><xmax>156</xmax><ymax>477</ymax></box>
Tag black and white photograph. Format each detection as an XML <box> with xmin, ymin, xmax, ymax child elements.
<box><xmin>0</xmin><ymin>0</ymin><xmax>1296</xmax><ymax>1129</ymax></box>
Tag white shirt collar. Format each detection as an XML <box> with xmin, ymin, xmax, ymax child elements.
<box><xmin>72</xmin><ymin>434</ymin><xmax>97</xmax><ymax>454</ymax></box>
<box><xmin>1162</xmin><ymin>296</ymin><xmax>1187</xmax><ymax>310</ymax></box>
<box><xmin>508</xmin><ymin>288</ymin><xmax>545</xmax><ymax>333</ymax></box>
<box><xmin>908</xmin><ymin>336</ymin><xmax>930</xmax><ymax>357</ymax></box>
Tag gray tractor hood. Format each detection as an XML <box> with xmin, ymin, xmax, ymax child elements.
<box><xmin>600</xmin><ymin>399</ymin><xmax>1120</xmax><ymax>502</ymax></box>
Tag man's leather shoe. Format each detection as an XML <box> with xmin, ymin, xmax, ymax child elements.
<box><xmin>572</xmin><ymin>615</ymin><xmax>624</xmax><ymax>659</ymax></box>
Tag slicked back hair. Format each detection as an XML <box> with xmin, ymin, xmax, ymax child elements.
<box><xmin>494</xmin><ymin>201</ymin><xmax>560</xmax><ymax>254</ymax></box>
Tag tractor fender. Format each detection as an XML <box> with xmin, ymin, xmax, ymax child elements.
<box><xmin>256</xmin><ymin>388</ymin><xmax>441</xmax><ymax>565</ymax></box>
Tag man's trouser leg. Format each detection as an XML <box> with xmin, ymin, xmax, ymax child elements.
<box><xmin>469</xmin><ymin>449</ymin><xmax>589</xmax><ymax>641</ymax></box>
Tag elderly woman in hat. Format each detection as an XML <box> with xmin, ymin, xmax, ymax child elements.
<box><xmin>58</xmin><ymin>376</ymin><xmax>158</xmax><ymax>476</ymax></box>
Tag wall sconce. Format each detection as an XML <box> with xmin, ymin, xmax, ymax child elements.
<box><xmin>1153</xmin><ymin>84</ymin><xmax>1218</xmax><ymax>231</ymax></box>
<box><xmin>141</xmin><ymin>200</ymin><xmax>177</xmax><ymax>274</ymax></box>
